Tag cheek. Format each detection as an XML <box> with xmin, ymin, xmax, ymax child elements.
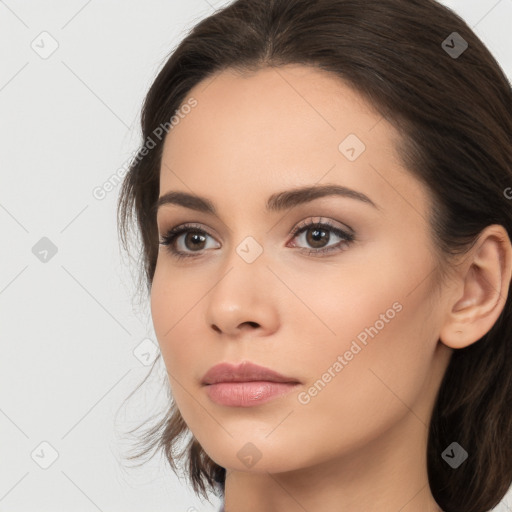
<box><xmin>150</xmin><ymin>264</ymin><xmax>202</xmax><ymax>380</ymax></box>
<box><xmin>306</xmin><ymin>299</ymin><xmax>432</xmax><ymax>400</ymax></box>
<box><xmin>288</xmin><ymin>252</ymin><xmax>437</xmax><ymax>429</ymax></box>
<box><xmin>276</xmin><ymin>257</ymin><xmax>405</xmax><ymax>376</ymax></box>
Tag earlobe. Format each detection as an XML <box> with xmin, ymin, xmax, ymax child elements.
<box><xmin>439</xmin><ymin>225</ymin><xmax>512</xmax><ymax>350</ymax></box>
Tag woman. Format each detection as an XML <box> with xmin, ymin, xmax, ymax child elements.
<box><xmin>117</xmin><ymin>0</ymin><xmax>512</xmax><ymax>510</ymax></box>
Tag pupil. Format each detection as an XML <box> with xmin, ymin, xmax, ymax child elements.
<box><xmin>308</xmin><ymin>228</ymin><xmax>329</xmax><ymax>248</ymax></box>
<box><xmin>187</xmin><ymin>232</ymin><xmax>205</xmax><ymax>249</ymax></box>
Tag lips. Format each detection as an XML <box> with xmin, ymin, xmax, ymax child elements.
<box><xmin>201</xmin><ymin>361</ymin><xmax>300</xmax><ymax>385</ymax></box>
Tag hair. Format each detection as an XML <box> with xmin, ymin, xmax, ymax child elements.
<box><xmin>116</xmin><ymin>0</ymin><xmax>512</xmax><ymax>510</ymax></box>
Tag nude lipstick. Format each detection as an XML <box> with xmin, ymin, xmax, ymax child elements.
<box><xmin>201</xmin><ymin>361</ymin><xmax>300</xmax><ymax>407</ymax></box>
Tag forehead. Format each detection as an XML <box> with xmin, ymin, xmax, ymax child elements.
<box><xmin>163</xmin><ymin>65</ymin><xmax>383</xmax><ymax>157</ymax></box>
<box><xmin>158</xmin><ymin>65</ymin><xmax>430</xmax><ymax>224</ymax></box>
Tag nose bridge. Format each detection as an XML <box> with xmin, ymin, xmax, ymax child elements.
<box><xmin>204</xmin><ymin>224</ymin><xmax>272</xmax><ymax>329</ymax></box>
<box><xmin>233</xmin><ymin>232</ymin><xmax>266</xmax><ymax>266</ymax></box>
<box><xmin>208</xmin><ymin>198</ymin><xmax>284</xmax><ymax>292</ymax></box>
<box><xmin>214</xmin><ymin>230</ymin><xmax>267</xmax><ymax>291</ymax></box>
<box><xmin>220</xmin><ymin>207</ymin><xmax>269</xmax><ymax>267</ymax></box>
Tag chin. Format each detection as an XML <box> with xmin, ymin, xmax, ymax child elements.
<box><xmin>199</xmin><ymin>436</ymin><xmax>309</xmax><ymax>475</ymax></box>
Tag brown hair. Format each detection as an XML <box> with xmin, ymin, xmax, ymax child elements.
<box><xmin>117</xmin><ymin>1</ymin><xmax>512</xmax><ymax>510</ymax></box>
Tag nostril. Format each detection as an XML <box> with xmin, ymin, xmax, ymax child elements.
<box><xmin>242</xmin><ymin>321</ymin><xmax>259</xmax><ymax>328</ymax></box>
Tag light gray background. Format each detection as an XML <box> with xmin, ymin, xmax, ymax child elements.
<box><xmin>0</xmin><ymin>1</ymin><xmax>511</xmax><ymax>511</ymax></box>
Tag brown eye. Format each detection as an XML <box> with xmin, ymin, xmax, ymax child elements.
<box><xmin>159</xmin><ymin>224</ymin><xmax>220</xmax><ymax>259</ymax></box>
<box><xmin>289</xmin><ymin>220</ymin><xmax>355</xmax><ymax>257</ymax></box>
<box><xmin>305</xmin><ymin>226</ymin><xmax>330</xmax><ymax>248</ymax></box>
<box><xmin>183</xmin><ymin>231</ymin><xmax>208</xmax><ymax>251</ymax></box>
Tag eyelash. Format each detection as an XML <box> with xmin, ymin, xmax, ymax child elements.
<box><xmin>158</xmin><ymin>218</ymin><xmax>355</xmax><ymax>261</ymax></box>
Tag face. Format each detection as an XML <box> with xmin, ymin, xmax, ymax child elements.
<box><xmin>151</xmin><ymin>65</ymin><xmax>453</xmax><ymax>474</ymax></box>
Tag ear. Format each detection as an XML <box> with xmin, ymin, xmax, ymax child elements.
<box><xmin>439</xmin><ymin>225</ymin><xmax>512</xmax><ymax>349</ymax></box>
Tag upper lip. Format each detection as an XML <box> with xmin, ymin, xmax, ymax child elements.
<box><xmin>201</xmin><ymin>361</ymin><xmax>300</xmax><ymax>385</ymax></box>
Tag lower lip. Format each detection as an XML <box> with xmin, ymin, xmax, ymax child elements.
<box><xmin>204</xmin><ymin>381</ymin><xmax>299</xmax><ymax>407</ymax></box>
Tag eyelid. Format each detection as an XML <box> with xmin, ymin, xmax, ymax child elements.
<box><xmin>289</xmin><ymin>216</ymin><xmax>355</xmax><ymax>238</ymax></box>
<box><xmin>159</xmin><ymin>222</ymin><xmax>220</xmax><ymax>248</ymax></box>
<box><xmin>159</xmin><ymin>216</ymin><xmax>356</xmax><ymax>260</ymax></box>
<box><xmin>158</xmin><ymin>216</ymin><xmax>353</xmax><ymax>242</ymax></box>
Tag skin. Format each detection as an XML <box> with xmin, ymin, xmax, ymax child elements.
<box><xmin>150</xmin><ymin>65</ymin><xmax>512</xmax><ymax>512</ymax></box>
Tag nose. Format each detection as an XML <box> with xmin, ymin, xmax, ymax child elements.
<box><xmin>204</xmin><ymin>250</ymin><xmax>280</xmax><ymax>338</ymax></box>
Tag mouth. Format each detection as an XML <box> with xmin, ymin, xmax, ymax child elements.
<box><xmin>201</xmin><ymin>361</ymin><xmax>301</xmax><ymax>407</ymax></box>
<box><xmin>204</xmin><ymin>381</ymin><xmax>300</xmax><ymax>407</ymax></box>
<box><xmin>201</xmin><ymin>360</ymin><xmax>300</xmax><ymax>386</ymax></box>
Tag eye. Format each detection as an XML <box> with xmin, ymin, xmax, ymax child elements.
<box><xmin>287</xmin><ymin>217</ymin><xmax>355</xmax><ymax>257</ymax></box>
<box><xmin>159</xmin><ymin>223</ymin><xmax>219</xmax><ymax>260</ymax></box>
<box><xmin>158</xmin><ymin>217</ymin><xmax>355</xmax><ymax>260</ymax></box>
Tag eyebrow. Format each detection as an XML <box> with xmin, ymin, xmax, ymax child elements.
<box><xmin>155</xmin><ymin>184</ymin><xmax>380</xmax><ymax>215</ymax></box>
